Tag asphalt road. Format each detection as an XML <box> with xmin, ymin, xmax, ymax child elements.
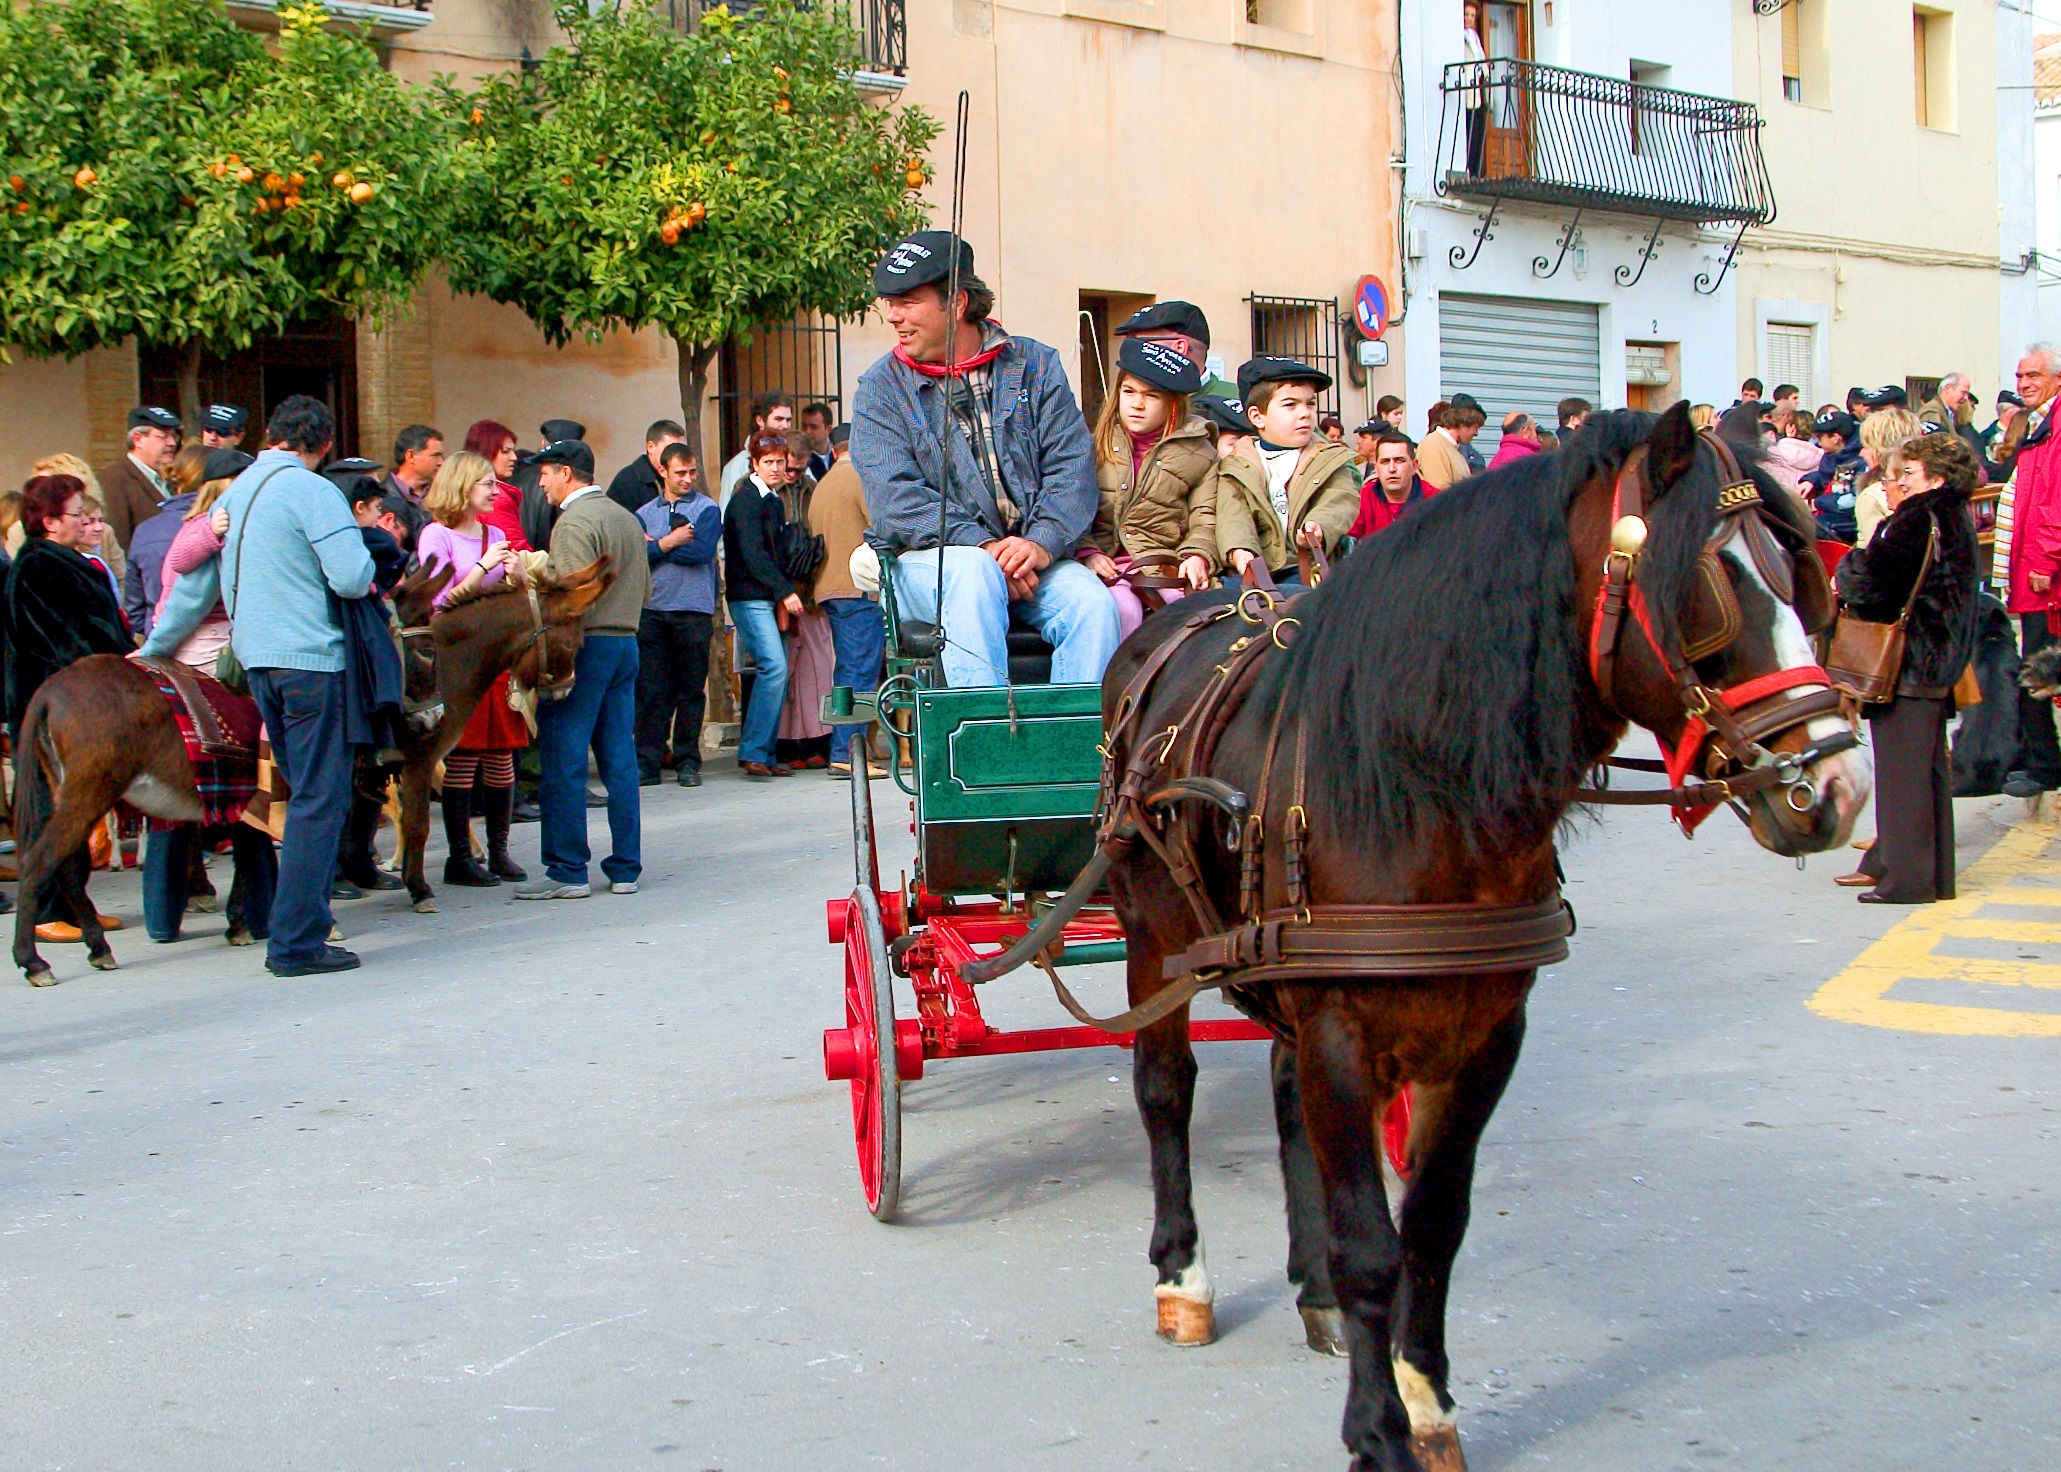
<box><xmin>3</xmin><ymin>753</ymin><xmax>2058</xmax><ymax>1471</ymax></box>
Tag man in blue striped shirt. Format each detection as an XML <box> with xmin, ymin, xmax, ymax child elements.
<box><xmin>632</xmin><ymin>443</ymin><xmax>722</xmax><ymax>787</ymax></box>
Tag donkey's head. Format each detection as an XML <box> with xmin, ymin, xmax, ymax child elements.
<box><xmin>515</xmin><ymin>555</ymin><xmax>614</xmax><ymax>700</ymax></box>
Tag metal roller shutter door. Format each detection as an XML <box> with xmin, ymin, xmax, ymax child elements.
<box><xmin>1438</xmin><ymin>293</ymin><xmax>1602</xmax><ymax>457</ymax></box>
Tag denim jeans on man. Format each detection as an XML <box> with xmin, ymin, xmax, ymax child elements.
<box><xmin>731</xmin><ymin>600</ymin><xmax>789</xmax><ymax>764</ymax></box>
<box><xmin>889</xmin><ymin>548</ymin><xmax>1121</xmax><ymax>687</ymax></box>
<box><xmin>143</xmin><ymin>823</ymin><xmax>276</xmax><ymax>943</ymax></box>
<box><xmin>821</xmin><ymin>596</ymin><xmax>885</xmax><ymax>765</ymax></box>
<box><xmin>537</xmin><ymin>633</ymin><xmax>641</xmax><ymax>886</ymax></box>
<box><xmin>248</xmin><ymin>668</ymin><xmax>352</xmax><ymax>966</ymax></box>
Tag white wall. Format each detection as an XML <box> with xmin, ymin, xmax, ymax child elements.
<box><xmin>2040</xmin><ymin>101</ymin><xmax>2061</xmax><ymax>347</ymax></box>
<box><xmin>1998</xmin><ymin>4</ymin><xmax>2041</xmax><ymax>382</ymax></box>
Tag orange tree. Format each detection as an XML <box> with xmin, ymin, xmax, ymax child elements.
<box><xmin>0</xmin><ymin>0</ymin><xmax>454</xmax><ymax>427</ymax></box>
<box><xmin>442</xmin><ymin>0</ymin><xmax>936</xmax><ymax>467</ymax></box>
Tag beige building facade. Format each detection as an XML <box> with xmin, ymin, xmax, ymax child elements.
<box><xmin>1</xmin><ymin>0</ymin><xmax>1401</xmax><ymax>487</ymax></box>
<box><xmin>1731</xmin><ymin>0</ymin><xmax>2027</xmax><ymax>411</ymax></box>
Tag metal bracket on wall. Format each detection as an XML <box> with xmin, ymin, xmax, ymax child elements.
<box><xmin>1614</xmin><ymin>217</ymin><xmax>1666</xmax><ymax>289</ymax></box>
<box><xmin>1694</xmin><ymin>224</ymin><xmax>1750</xmax><ymax>296</ymax></box>
<box><xmin>1532</xmin><ymin>208</ymin><xmax>1583</xmax><ymax>280</ymax></box>
<box><xmin>1751</xmin><ymin>0</ymin><xmax>1795</xmax><ymax>14</ymax></box>
<box><xmin>1449</xmin><ymin>197</ymin><xmax>1503</xmax><ymax>271</ymax></box>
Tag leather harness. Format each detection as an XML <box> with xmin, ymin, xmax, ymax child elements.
<box><xmin>1018</xmin><ymin>431</ymin><xmax>1855</xmax><ymax>1035</ymax></box>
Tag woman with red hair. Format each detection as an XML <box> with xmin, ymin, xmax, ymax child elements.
<box><xmin>463</xmin><ymin>419</ymin><xmax>532</xmax><ymax>552</ymax></box>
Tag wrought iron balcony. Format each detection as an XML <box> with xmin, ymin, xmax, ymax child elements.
<box><xmin>1435</xmin><ymin>60</ymin><xmax>1774</xmax><ymax>227</ymax></box>
<box><xmin>666</xmin><ymin>0</ymin><xmax>906</xmax><ymax>78</ymax></box>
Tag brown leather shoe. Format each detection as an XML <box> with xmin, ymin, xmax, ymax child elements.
<box><xmin>35</xmin><ymin>921</ymin><xmax>82</xmax><ymax>943</ymax></box>
<box><xmin>770</xmin><ymin>762</ymin><xmax>795</xmax><ymax>776</ymax></box>
<box><xmin>742</xmin><ymin>761</ymin><xmax>776</xmax><ymax>779</ymax></box>
<box><xmin>1834</xmin><ymin>871</ymin><xmax>1874</xmax><ymax>888</ymax></box>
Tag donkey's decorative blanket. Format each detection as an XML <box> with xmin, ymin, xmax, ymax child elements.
<box><xmin>133</xmin><ymin>657</ymin><xmax>260</xmax><ymax>828</ymax></box>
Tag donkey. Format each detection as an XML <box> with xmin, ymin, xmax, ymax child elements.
<box><xmin>1098</xmin><ymin>405</ymin><xmax>1870</xmax><ymax>1471</ymax></box>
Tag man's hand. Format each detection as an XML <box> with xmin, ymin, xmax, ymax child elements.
<box><xmin>658</xmin><ymin>522</ymin><xmax>695</xmax><ymax>552</ymax></box>
<box><xmin>1179</xmin><ymin>554</ymin><xmax>1212</xmax><ymax>591</ymax></box>
<box><xmin>985</xmin><ymin>536</ymin><xmax>1051</xmax><ymax>582</ymax></box>
<box><xmin>2032</xmin><ymin>571</ymin><xmax>2053</xmax><ymax>595</ymax></box>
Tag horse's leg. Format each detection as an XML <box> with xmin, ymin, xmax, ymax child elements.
<box><xmin>399</xmin><ymin>756</ymin><xmax>437</xmax><ymax>912</ymax></box>
<box><xmin>1298</xmin><ymin>1003</ymin><xmax>1418</xmax><ymax>1472</ymax></box>
<box><xmin>1129</xmin><ymin>942</ymin><xmax>1211</xmax><ymax>1345</ymax></box>
<box><xmin>58</xmin><ymin>844</ymin><xmax>117</xmax><ymax>971</ymax></box>
<box><xmin>1388</xmin><ymin>1005</ymin><xmax>1526</xmax><ymax>1472</ymax></box>
<box><xmin>1274</xmin><ymin>1038</ymin><xmax>1346</xmax><ymax>1355</ymax></box>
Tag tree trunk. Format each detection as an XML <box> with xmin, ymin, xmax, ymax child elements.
<box><xmin>674</xmin><ymin>332</ymin><xmax>737</xmax><ymax>730</ymax></box>
<box><xmin>176</xmin><ymin>337</ymin><xmax>204</xmax><ymax>434</ymax></box>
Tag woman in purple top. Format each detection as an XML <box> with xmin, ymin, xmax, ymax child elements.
<box><xmin>418</xmin><ymin>451</ymin><xmax>530</xmax><ymax>888</ymax></box>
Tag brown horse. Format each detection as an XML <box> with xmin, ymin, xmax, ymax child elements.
<box><xmin>989</xmin><ymin>406</ymin><xmax>1871</xmax><ymax>1471</ymax></box>
<box><xmin>382</xmin><ymin>555</ymin><xmax>610</xmax><ymax>911</ymax></box>
<box><xmin>9</xmin><ymin>558</ymin><xmax>609</xmax><ymax>983</ymax></box>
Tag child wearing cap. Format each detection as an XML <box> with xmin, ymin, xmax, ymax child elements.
<box><xmin>1077</xmin><ymin>337</ymin><xmax>1219</xmax><ymax>640</ymax></box>
<box><xmin>1215</xmin><ymin>359</ymin><xmax>1359</xmax><ymax>585</ymax></box>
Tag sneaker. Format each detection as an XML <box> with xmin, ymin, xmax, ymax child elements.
<box><xmin>608</xmin><ymin>878</ymin><xmax>639</xmax><ymax>895</ymax></box>
<box><xmin>514</xmin><ymin>876</ymin><xmax>591</xmax><ymax>900</ymax></box>
<box><xmin>266</xmin><ymin>945</ymin><xmax>361</xmax><ymax>977</ymax></box>
<box><xmin>2003</xmin><ymin>771</ymin><xmax>2052</xmax><ymax>799</ymax></box>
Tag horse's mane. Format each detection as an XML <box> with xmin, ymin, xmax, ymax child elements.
<box><xmin>437</xmin><ymin>569</ymin><xmax>529</xmax><ymax>611</ymax></box>
<box><xmin>1280</xmin><ymin>409</ymin><xmax>1722</xmax><ymax>856</ymax></box>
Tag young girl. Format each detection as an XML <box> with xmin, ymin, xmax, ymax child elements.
<box><xmin>1078</xmin><ymin>337</ymin><xmax>1218</xmax><ymax>640</ymax></box>
<box><xmin>417</xmin><ymin>451</ymin><xmax>530</xmax><ymax>887</ymax></box>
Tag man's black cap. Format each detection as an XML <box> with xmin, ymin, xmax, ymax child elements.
<box><xmin>1115</xmin><ymin>300</ymin><xmax>1210</xmax><ymax>348</ymax></box>
<box><xmin>323</xmin><ymin>457</ymin><xmax>382</xmax><ymax>479</ymax></box>
<box><xmin>829</xmin><ymin>423</ymin><xmax>852</xmax><ymax>447</ymax></box>
<box><xmin>532</xmin><ymin>439</ymin><xmax>596</xmax><ymax>477</ymax></box>
<box><xmin>540</xmin><ymin>418</ymin><xmax>586</xmax><ymax>443</ymax></box>
<box><xmin>873</xmin><ymin>230</ymin><xmax>974</xmax><ymax>295</ymax></box>
<box><xmin>339</xmin><ymin>474</ymin><xmax>387</xmax><ymax>506</ymax></box>
<box><xmin>1857</xmin><ymin>384</ymin><xmax>1908</xmax><ymax>409</ymax></box>
<box><xmin>1999</xmin><ymin>390</ymin><xmax>2026</xmax><ymax>408</ymax></box>
<box><xmin>1194</xmin><ymin>395</ymin><xmax>1256</xmax><ymax>437</ymax></box>
<box><xmin>201</xmin><ymin>449</ymin><xmax>253</xmax><ymax>482</ymax></box>
<box><xmin>1353</xmin><ymin>420</ymin><xmax>1383</xmax><ymax>437</ymax></box>
<box><xmin>1118</xmin><ymin>337</ymin><xmax>1204</xmax><ymax>395</ymax></box>
<box><xmin>128</xmin><ymin>405</ymin><xmax>180</xmax><ymax>432</ymax></box>
<box><xmin>1236</xmin><ymin>356</ymin><xmax>1332</xmax><ymax>402</ymax></box>
<box><xmin>201</xmin><ymin>403</ymin><xmax>248</xmax><ymax>433</ymax></box>
<box><xmin>1448</xmin><ymin>391</ymin><xmax>1483</xmax><ymax>413</ymax></box>
<box><xmin>1814</xmin><ymin>411</ymin><xmax>1858</xmax><ymax>440</ymax></box>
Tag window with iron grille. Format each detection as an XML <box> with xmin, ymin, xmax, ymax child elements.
<box><xmin>664</xmin><ymin>0</ymin><xmax>905</xmax><ymax>75</ymax></box>
<box><xmin>1247</xmin><ymin>294</ymin><xmax>1342</xmax><ymax>417</ymax></box>
<box><xmin>715</xmin><ymin>314</ymin><xmax>845</xmax><ymax>464</ymax></box>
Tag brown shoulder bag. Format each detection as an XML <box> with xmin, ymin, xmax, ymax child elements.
<box><xmin>1825</xmin><ymin>513</ymin><xmax>1936</xmax><ymax>704</ymax></box>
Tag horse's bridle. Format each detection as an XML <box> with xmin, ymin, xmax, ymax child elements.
<box><xmin>1584</xmin><ymin>430</ymin><xmax>1857</xmax><ymax>828</ymax></box>
<box><xmin>517</xmin><ymin>580</ymin><xmax>578</xmax><ymax>699</ymax></box>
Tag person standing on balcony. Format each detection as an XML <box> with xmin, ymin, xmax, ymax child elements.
<box><xmin>1462</xmin><ymin>0</ymin><xmax>1488</xmax><ymax>175</ymax></box>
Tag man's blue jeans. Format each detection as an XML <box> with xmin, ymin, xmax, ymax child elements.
<box><xmin>538</xmin><ymin>633</ymin><xmax>641</xmax><ymax>886</ymax></box>
<box><xmin>821</xmin><ymin>597</ymin><xmax>884</xmax><ymax>765</ymax></box>
<box><xmin>143</xmin><ymin>823</ymin><xmax>276</xmax><ymax>944</ymax></box>
<box><xmin>731</xmin><ymin>600</ymin><xmax>789</xmax><ymax>765</ymax></box>
<box><xmin>890</xmin><ymin>548</ymin><xmax>1121</xmax><ymax>687</ymax></box>
<box><xmin>248</xmin><ymin>668</ymin><xmax>350</xmax><ymax>966</ymax></box>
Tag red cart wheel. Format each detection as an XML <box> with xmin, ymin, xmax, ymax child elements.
<box><xmin>840</xmin><ymin>896</ymin><xmax>902</xmax><ymax>1221</ymax></box>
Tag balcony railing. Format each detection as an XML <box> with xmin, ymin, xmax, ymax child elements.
<box><xmin>1435</xmin><ymin>60</ymin><xmax>1774</xmax><ymax>226</ymax></box>
<box><xmin>666</xmin><ymin>0</ymin><xmax>906</xmax><ymax>78</ymax></box>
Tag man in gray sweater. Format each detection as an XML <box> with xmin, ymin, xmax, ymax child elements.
<box><xmin>518</xmin><ymin>439</ymin><xmax>653</xmax><ymax>900</ymax></box>
<box><xmin>217</xmin><ymin>395</ymin><xmax>375</xmax><ymax>976</ymax></box>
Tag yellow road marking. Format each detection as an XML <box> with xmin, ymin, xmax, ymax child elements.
<box><xmin>1809</xmin><ymin>811</ymin><xmax>2061</xmax><ymax>1036</ymax></box>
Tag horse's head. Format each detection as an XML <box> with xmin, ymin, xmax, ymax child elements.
<box><xmin>515</xmin><ymin>555</ymin><xmax>614</xmax><ymax>700</ymax></box>
<box><xmin>1579</xmin><ymin>401</ymin><xmax>1871</xmax><ymax>856</ymax></box>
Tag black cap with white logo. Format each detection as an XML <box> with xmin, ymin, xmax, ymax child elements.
<box><xmin>1114</xmin><ymin>300</ymin><xmax>1210</xmax><ymax>348</ymax></box>
<box><xmin>532</xmin><ymin>439</ymin><xmax>596</xmax><ymax>478</ymax></box>
<box><xmin>1118</xmin><ymin>336</ymin><xmax>1204</xmax><ymax>395</ymax></box>
<box><xmin>1194</xmin><ymin>395</ymin><xmax>1257</xmax><ymax>438</ymax></box>
<box><xmin>128</xmin><ymin>405</ymin><xmax>181</xmax><ymax>432</ymax></box>
<box><xmin>201</xmin><ymin>403</ymin><xmax>249</xmax><ymax>433</ymax></box>
<box><xmin>872</xmin><ymin>230</ymin><xmax>974</xmax><ymax>295</ymax></box>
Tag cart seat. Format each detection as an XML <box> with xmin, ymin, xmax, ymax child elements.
<box><xmin>897</xmin><ymin>621</ymin><xmax>1056</xmax><ymax>684</ymax></box>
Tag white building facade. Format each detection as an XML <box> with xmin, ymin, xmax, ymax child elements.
<box><xmin>1391</xmin><ymin>0</ymin><xmax>1751</xmax><ymax>455</ymax></box>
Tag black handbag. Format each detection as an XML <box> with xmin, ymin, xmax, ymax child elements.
<box><xmin>774</xmin><ymin>518</ymin><xmax>825</xmax><ymax>584</ymax></box>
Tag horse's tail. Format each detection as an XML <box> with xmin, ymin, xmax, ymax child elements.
<box><xmin>12</xmin><ymin>689</ymin><xmax>56</xmax><ymax>861</ymax></box>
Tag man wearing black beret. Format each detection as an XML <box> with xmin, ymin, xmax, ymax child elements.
<box><xmin>200</xmin><ymin>403</ymin><xmax>250</xmax><ymax>450</ymax></box>
<box><xmin>97</xmin><ymin>405</ymin><xmax>182</xmax><ymax>555</ymax></box>
<box><xmin>851</xmin><ymin>231</ymin><xmax>1118</xmax><ymax>688</ymax></box>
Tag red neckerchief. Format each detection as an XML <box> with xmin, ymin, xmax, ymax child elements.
<box><xmin>893</xmin><ymin>324</ymin><xmax>1009</xmax><ymax>379</ymax></box>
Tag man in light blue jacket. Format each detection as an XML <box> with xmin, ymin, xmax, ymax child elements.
<box><xmin>852</xmin><ymin>232</ymin><xmax>1118</xmax><ymax>688</ymax></box>
<box><xmin>217</xmin><ymin>395</ymin><xmax>374</xmax><ymax>978</ymax></box>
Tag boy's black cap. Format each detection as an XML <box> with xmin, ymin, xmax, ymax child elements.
<box><xmin>1194</xmin><ymin>395</ymin><xmax>1256</xmax><ymax>437</ymax></box>
<box><xmin>128</xmin><ymin>405</ymin><xmax>181</xmax><ymax>432</ymax></box>
<box><xmin>201</xmin><ymin>403</ymin><xmax>249</xmax><ymax>433</ymax></box>
<box><xmin>323</xmin><ymin>457</ymin><xmax>382</xmax><ymax>478</ymax></box>
<box><xmin>532</xmin><ymin>439</ymin><xmax>596</xmax><ymax>477</ymax></box>
<box><xmin>1815</xmin><ymin>411</ymin><xmax>1858</xmax><ymax>439</ymax></box>
<box><xmin>1118</xmin><ymin>336</ymin><xmax>1204</xmax><ymax>395</ymax></box>
<box><xmin>829</xmin><ymin>423</ymin><xmax>852</xmax><ymax>446</ymax></box>
<box><xmin>873</xmin><ymin>230</ymin><xmax>974</xmax><ymax>295</ymax></box>
<box><xmin>540</xmin><ymin>418</ymin><xmax>586</xmax><ymax>443</ymax></box>
<box><xmin>1857</xmin><ymin>384</ymin><xmax>1908</xmax><ymax>409</ymax></box>
<box><xmin>341</xmin><ymin>474</ymin><xmax>387</xmax><ymax>506</ymax></box>
<box><xmin>1237</xmin><ymin>356</ymin><xmax>1332</xmax><ymax>402</ymax></box>
<box><xmin>1999</xmin><ymin>390</ymin><xmax>2026</xmax><ymax>408</ymax></box>
<box><xmin>201</xmin><ymin>449</ymin><xmax>253</xmax><ymax>482</ymax></box>
<box><xmin>1115</xmin><ymin>300</ymin><xmax>1210</xmax><ymax>347</ymax></box>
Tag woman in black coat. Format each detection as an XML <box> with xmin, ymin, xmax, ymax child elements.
<box><xmin>2</xmin><ymin>474</ymin><xmax>132</xmax><ymax>737</ymax></box>
<box><xmin>1834</xmin><ymin>432</ymin><xmax>1981</xmax><ymax>903</ymax></box>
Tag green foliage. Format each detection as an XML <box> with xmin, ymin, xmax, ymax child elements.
<box><xmin>0</xmin><ymin>0</ymin><xmax>454</xmax><ymax>363</ymax></box>
<box><xmin>442</xmin><ymin>0</ymin><xmax>937</xmax><ymax>352</ymax></box>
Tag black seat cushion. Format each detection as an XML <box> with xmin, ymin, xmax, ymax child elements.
<box><xmin>897</xmin><ymin>620</ymin><xmax>1055</xmax><ymax>683</ymax></box>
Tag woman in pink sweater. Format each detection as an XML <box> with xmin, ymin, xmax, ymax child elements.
<box><xmin>153</xmin><ymin>474</ymin><xmax>239</xmax><ymax>674</ymax></box>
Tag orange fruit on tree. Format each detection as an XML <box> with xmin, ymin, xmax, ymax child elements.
<box><xmin>7</xmin><ymin>175</ymin><xmax>23</xmax><ymax>193</ymax></box>
<box><xmin>287</xmin><ymin>172</ymin><xmax>304</xmax><ymax>190</ymax></box>
<box><xmin>684</xmin><ymin>201</ymin><xmax>706</xmax><ymax>226</ymax></box>
<box><xmin>773</xmin><ymin>65</ymin><xmax>788</xmax><ymax>79</ymax></box>
<box><xmin>349</xmin><ymin>181</ymin><xmax>375</xmax><ymax>204</ymax></box>
<box><xmin>660</xmin><ymin>220</ymin><xmax>681</xmax><ymax>245</ymax></box>
<box><xmin>332</xmin><ymin>170</ymin><xmax>352</xmax><ymax>189</ymax></box>
<box><xmin>235</xmin><ymin>166</ymin><xmax>255</xmax><ymax>184</ymax></box>
<box><xmin>469</xmin><ymin>108</ymin><xmax>484</xmax><ymax>125</ymax></box>
<box><xmin>775</xmin><ymin>97</ymin><xmax>791</xmax><ymax>114</ymax></box>
<box><xmin>226</xmin><ymin>154</ymin><xmax>241</xmax><ymax>166</ymax></box>
<box><xmin>73</xmin><ymin>167</ymin><xmax>96</xmax><ymax>188</ymax></box>
<box><xmin>308</xmin><ymin>153</ymin><xmax>323</xmax><ymax>166</ymax></box>
<box><xmin>263</xmin><ymin>173</ymin><xmax>284</xmax><ymax>193</ymax></box>
<box><xmin>905</xmin><ymin>166</ymin><xmax>924</xmax><ymax>187</ymax></box>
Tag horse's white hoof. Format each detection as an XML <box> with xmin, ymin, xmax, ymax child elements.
<box><xmin>412</xmin><ymin>898</ymin><xmax>437</xmax><ymax>914</ymax></box>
